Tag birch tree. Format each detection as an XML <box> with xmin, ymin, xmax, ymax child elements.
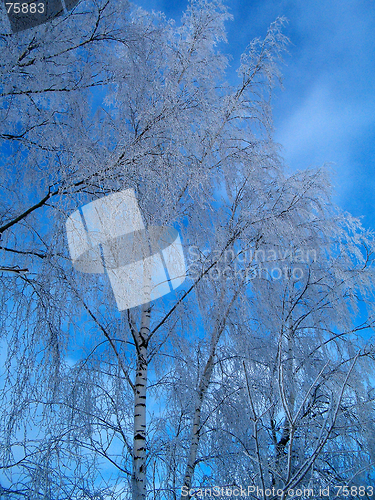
<box><xmin>0</xmin><ymin>0</ymin><xmax>288</xmax><ymax>495</ymax></box>
<box><xmin>171</xmin><ymin>168</ymin><xmax>375</xmax><ymax>496</ymax></box>
<box><xmin>1</xmin><ymin>0</ymin><xmax>374</xmax><ymax>498</ymax></box>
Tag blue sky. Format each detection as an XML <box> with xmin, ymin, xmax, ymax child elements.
<box><xmin>133</xmin><ymin>0</ymin><xmax>375</xmax><ymax>231</ymax></box>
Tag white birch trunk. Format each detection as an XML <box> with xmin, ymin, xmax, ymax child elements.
<box><xmin>275</xmin><ymin>319</ymin><xmax>295</xmax><ymax>490</ymax></box>
<box><xmin>132</xmin><ymin>304</ymin><xmax>151</xmax><ymax>500</ymax></box>
<box><xmin>181</xmin><ymin>352</ymin><xmax>215</xmax><ymax>499</ymax></box>
<box><xmin>181</xmin><ymin>297</ymin><xmax>237</xmax><ymax>499</ymax></box>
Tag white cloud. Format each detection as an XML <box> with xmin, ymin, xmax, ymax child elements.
<box><xmin>275</xmin><ymin>80</ymin><xmax>375</xmax><ymax>170</ymax></box>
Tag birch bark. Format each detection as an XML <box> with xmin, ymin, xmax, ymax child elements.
<box><xmin>132</xmin><ymin>304</ymin><xmax>151</xmax><ymax>500</ymax></box>
<box><xmin>182</xmin><ymin>351</ymin><xmax>215</xmax><ymax>497</ymax></box>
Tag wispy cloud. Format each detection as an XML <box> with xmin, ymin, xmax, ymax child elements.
<box><xmin>275</xmin><ymin>80</ymin><xmax>375</xmax><ymax>170</ymax></box>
